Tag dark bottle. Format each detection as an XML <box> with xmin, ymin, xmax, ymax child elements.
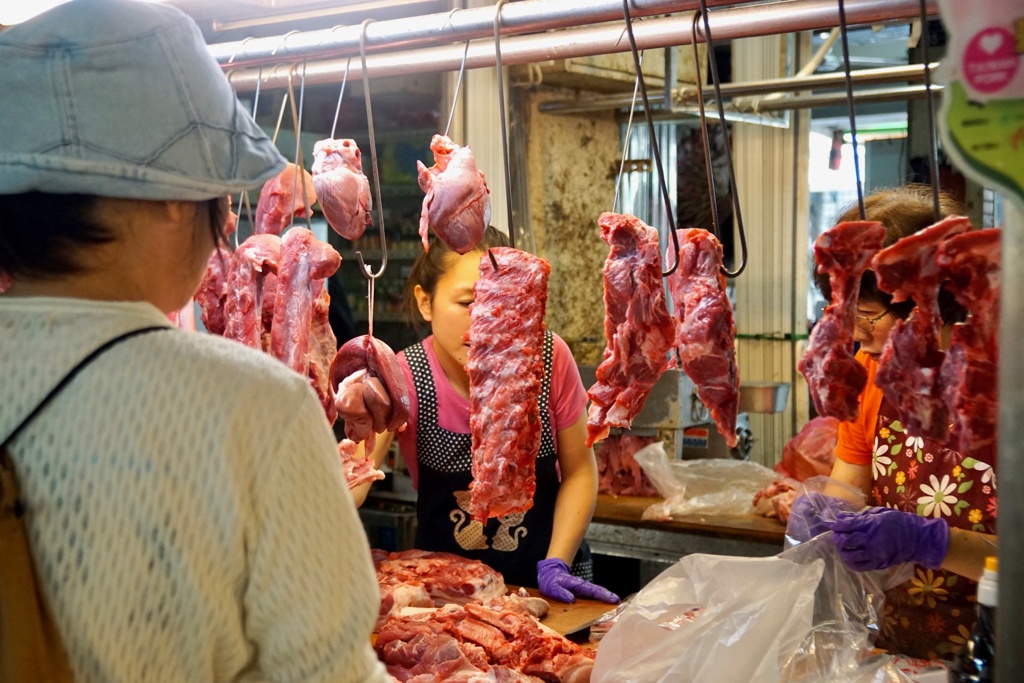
<box><xmin>948</xmin><ymin>556</ymin><xmax>997</xmax><ymax>683</ymax></box>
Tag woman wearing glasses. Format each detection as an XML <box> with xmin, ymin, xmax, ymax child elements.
<box><xmin>796</xmin><ymin>185</ymin><xmax>998</xmax><ymax>660</ymax></box>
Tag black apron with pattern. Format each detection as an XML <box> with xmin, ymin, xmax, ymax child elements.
<box><xmin>870</xmin><ymin>397</ymin><xmax>997</xmax><ymax>660</ymax></box>
<box><xmin>407</xmin><ymin>331</ymin><xmax>592</xmax><ymax>588</ymax></box>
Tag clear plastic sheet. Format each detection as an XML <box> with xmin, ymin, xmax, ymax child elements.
<box><xmin>590</xmin><ymin>536</ymin><xmax>915</xmax><ymax>683</ymax></box>
<box><xmin>632</xmin><ymin>441</ymin><xmax>780</xmax><ymax>519</ymax></box>
<box><xmin>784</xmin><ymin>475</ymin><xmax>869</xmax><ymax>549</ymax></box>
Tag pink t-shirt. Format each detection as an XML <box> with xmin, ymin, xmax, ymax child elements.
<box><xmin>396</xmin><ymin>333</ymin><xmax>588</xmax><ymax>488</ymax></box>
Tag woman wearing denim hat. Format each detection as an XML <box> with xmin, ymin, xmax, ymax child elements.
<box><xmin>791</xmin><ymin>186</ymin><xmax>998</xmax><ymax>660</ymax></box>
<box><xmin>0</xmin><ymin>1</ymin><xmax>389</xmax><ymax>682</ymax></box>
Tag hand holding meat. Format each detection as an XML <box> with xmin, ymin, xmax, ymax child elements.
<box><xmin>831</xmin><ymin>507</ymin><xmax>949</xmax><ymax>571</ymax></box>
<box><xmin>536</xmin><ymin>558</ymin><xmax>620</xmax><ymax>604</ymax></box>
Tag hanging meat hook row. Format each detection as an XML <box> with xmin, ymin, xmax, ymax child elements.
<box><xmin>357</xmin><ymin>18</ymin><xmax>389</xmax><ymax>281</ymax></box>
<box><xmin>234</xmin><ymin>65</ymin><xmax>263</xmax><ymax>247</ymax></box>
<box><xmin>692</xmin><ymin>3</ymin><xmax>748</xmax><ymax>277</ymax></box>
<box><xmin>917</xmin><ymin>0</ymin><xmax>941</xmax><ymax>220</ymax></box>
<box><xmin>329</xmin><ymin>57</ymin><xmax>352</xmax><ymax>140</ymax></box>
<box><xmin>285</xmin><ymin>61</ymin><xmax>314</xmax><ymax>234</ymax></box>
<box><xmin>621</xmin><ymin>0</ymin><xmax>681</xmax><ymax>277</ymax></box>
<box><xmin>493</xmin><ymin>0</ymin><xmax>515</xmax><ymax>255</ymax></box>
<box><xmin>837</xmin><ymin>0</ymin><xmax>866</xmax><ymax>220</ymax></box>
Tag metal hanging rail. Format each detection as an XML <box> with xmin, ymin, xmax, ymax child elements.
<box><xmin>223</xmin><ymin>0</ymin><xmax>937</xmax><ymax>92</ymax></box>
<box><xmin>212</xmin><ymin>0</ymin><xmax>748</xmax><ymax>69</ymax></box>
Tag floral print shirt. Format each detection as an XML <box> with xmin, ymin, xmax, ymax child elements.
<box><xmin>870</xmin><ymin>399</ymin><xmax>997</xmax><ymax>660</ymax></box>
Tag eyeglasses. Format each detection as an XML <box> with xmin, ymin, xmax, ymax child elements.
<box><xmin>853</xmin><ymin>310</ymin><xmax>890</xmax><ymax>332</ymax></box>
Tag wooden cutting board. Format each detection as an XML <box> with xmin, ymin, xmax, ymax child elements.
<box><xmin>515</xmin><ymin>586</ymin><xmax>615</xmax><ymax>637</ymax></box>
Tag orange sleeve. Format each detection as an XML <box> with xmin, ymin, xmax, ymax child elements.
<box><xmin>834</xmin><ymin>350</ymin><xmax>884</xmax><ymax>466</ymax></box>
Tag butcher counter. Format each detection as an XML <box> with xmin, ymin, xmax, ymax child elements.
<box><xmin>587</xmin><ymin>494</ymin><xmax>787</xmax><ymax>564</ymax></box>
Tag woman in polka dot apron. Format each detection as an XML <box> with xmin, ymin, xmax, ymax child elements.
<box><xmin>353</xmin><ymin>227</ymin><xmax>618</xmax><ymax>604</ymax></box>
<box><xmin>799</xmin><ymin>187</ymin><xmax>998</xmax><ymax>660</ymax></box>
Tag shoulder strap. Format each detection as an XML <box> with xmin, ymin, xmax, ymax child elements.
<box><xmin>1</xmin><ymin>326</ymin><xmax>168</xmax><ymax>450</ymax></box>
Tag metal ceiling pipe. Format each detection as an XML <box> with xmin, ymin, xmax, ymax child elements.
<box><xmin>744</xmin><ymin>84</ymin><xmax>942</xmax><ymax>111</ymax></box>
<box><xmin>539</xmin><ymin>62</ymin><xmax>939</xmax><ymax>114</ymax></box>
<box><xmin>225</xmin><ymin>0</ymin><xmax>938</xmax><ymax>92</ymax></box>
<box><xmin>210</xmin><ymin>0</ymin><xmax>748</xmax><ymax>70</ymax></box>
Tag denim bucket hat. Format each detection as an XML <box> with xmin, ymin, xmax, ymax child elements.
<box><xmin>0</xmin><ymin>0</ymin><xmax>286</xmax><ymax>201</ymax></box>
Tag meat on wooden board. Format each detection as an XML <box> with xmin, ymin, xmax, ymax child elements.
<box><xmin>467</xmin><ymin>247</ymin><xmax>551</xmax><ymax>522</ymax></box>
<box><xmin>417</xmin><ymin>134</ymin><xmax>491</xmax><ymax>254</ymax></box>
<box><xmin>311</xmin><ymin>138</ymin><xmax>372</xmax><ymax>240</ymax></box>
<box><xmin>586</xmin><ymin>212</ymin><xmax>675</xmax><ymax>447</ymax></box>
<box><xmin>871</xmin><ymin>215</ymin><xmax>972</xmax><ymax>442</ymax></box>
<box><xmin>936</xmin><ymin>228</ymin><xmax>1001</xmax><ymax>463</ymax></box>
<box><xmin>798</xmin><ymin>221</ymin><xmax>886</xmax><ymax>421</ymax></box>
<box><xmin>254</xmin><ymin>162</ymin><xmax>317</xmax><ymax>236</ymax></box>
<box><xmin>668</xmin><ymin>228</ymin><xmax>740</xmax><ymax>448</ymax></box>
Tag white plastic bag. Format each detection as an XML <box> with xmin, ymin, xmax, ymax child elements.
<box><xmin>591</xmin><ymin>553</ymin><xmax>822</xmax><ymax>683</ymax></box>
<box><xmin>633</xmin><ymin>441</ymin><xmax>780</xmax><ymax>519</ymax></box>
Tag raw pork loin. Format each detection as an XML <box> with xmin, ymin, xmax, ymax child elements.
<box><xmin>798</xmin><ymin>221</ymin><xmax>886</xmax><ymax>421</ymax></box>
<box><xmin>311</xmin><ymin>138</ymin><xmax>372</xmax><ymax>240</ymax></box>
<box><xmin>330</xmin><ymin>334</ymin><xmax>411</xmax><ymax>449</ymax></box>
<box><xmin>196</xmin><ymin>247</ymin><xmax>233</xmax><ymax>335</ymax></box>
<box><xmin>586</xmin><ymin>213</ymin><xmax>675</xmax><ymax>447</ymax></box>
<box><xmin>254</xmin><ymin>162</ymin><xmax>317</xmax><ymax>236</ymax></box>
<box><xmin>872</xmin><ymin>216</ymin><xmax>971</xmax><ymax>441</ymax></box>
<box><xmin>667</xmin><ymin>228</ymin><xmax>740</xmax><ymax>448</ymax></box>
<box><xmin>222</xmin><ymin>234</ymin><xmax>281</xmax><ymax>351</ymax></box>
<box><xmin>937</xmin><ymin>228</ymin><xmax>1001</xmax><ymax>462</ymax></box>
<box><xmin>417</xmin><ymin>134</ymin><xmax>491</xmax><ymax>254</ymax></box>
<box><xmin>467</xmin><ymin>248</ymin><xmax>550</xmax><ymax>521</ymax></box>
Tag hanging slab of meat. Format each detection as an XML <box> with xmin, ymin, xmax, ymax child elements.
<box><xmin>311</xmin><ymin>138</ymin><xmax>372</xmax><ymax>240</ymax></box>
<box><xmin>466</xmin><ymin>247</ymin><xmax>550</xmax><ymax>522</ymax></box>
<box><xmin>254</xmin><ymin>162</ymin><xmax>317</xmax><ymax>236</ymax></box>
<box><xmin>337</xmin><ymin>439</ymin><xmax>386</xmax><ymax>489</ymax></box>
<box><xmin>330</xmin><ymin>334</ymin><xmax>411</xmax><ymax>446</ymax></box>
<box><xmin>196</xmin><ymin>247</ymin><xmax>233</xmax><ymax>335</ymax></box>
<box><xmin>269</xmin><ymin>228</ymin><xmax>341</xmax><ymax>376</ymax></box>
<box><xmin>936</xmin><ymin>228</ymin><xmax>1001</xmax><ymax>462</ymax></box>
<box><xmin>308</xmin><ymin>280</ymin><xmax>338</xmax><ymax>424</ymax></box>
<box><xmin>586</xmin><ymin>212</ymin><xmax>676</xmax><ymax>447</ymax></box>
<box><xmin>668</xmin><ymin>228</ymin><xmax>740</xmax><ymax>448</ymax></box>
<box><xmin>223</xmin><ymin>234</ymin><xmax>282</xmax><ymax>350</ymax></box>
<box><xmin>798</xmin><ymin>221</ymin><xmax>886</xmax><ymax>422</ymax></box>
<box><xmin>416</xmin><ymin>134</ymin><xmax>491</xmax><ymax>254</ymax></box>
<box><xmin>871</xmin><ymin>215</ymin><xmax>972</xmax><ymax>440</ymax></box>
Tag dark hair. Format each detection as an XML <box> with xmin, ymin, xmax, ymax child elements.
<box><xmin>813</xmin><ymin>185</ymin><xmax>968</xmax><ymax>324</ymax></box>
<box><xmin>0</xmin><ymin>192</ymin><xmax>230</xmax><ymax>281</ymax></box>
<box><xmin>403</xmin><ymin>226</ymin><xmax>510</xmax><ymax>333</ymax></box>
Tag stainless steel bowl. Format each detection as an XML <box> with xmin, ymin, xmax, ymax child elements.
<box><xmin>738</xmin><ymin>382</ymin><xmax>791</xmax><ymax>413</ymax></box>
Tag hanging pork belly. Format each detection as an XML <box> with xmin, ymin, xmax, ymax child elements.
<box><xmin>585</xmin><ymin>212</ymin><xmax>675</xmax><ymax>447</ymax></box>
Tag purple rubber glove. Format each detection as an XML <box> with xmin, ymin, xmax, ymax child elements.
<box><xmin>537</xmin><ymin>558</ymin><xmax>620</xmax><ymax>605</ymax></box>
<box><xmin>831</xmin><ymin>507</ymin><xmax>950</xmax><ymax>571</ymax></box>
<box><xmin>786</xmin><ymin>493</ymin><xmax>858</xmax><ymax>544</ymax></box>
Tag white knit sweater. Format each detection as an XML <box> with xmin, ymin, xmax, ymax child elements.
<box><xmin>0</xmin><ymin>297</ymin><xmax>388</xmax><ymax>683</ymax></box>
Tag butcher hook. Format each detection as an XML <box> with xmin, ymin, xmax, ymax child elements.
<box><xmin>493</xmin><ymin>0</ymin><xmax>516</xmax><ymax>252</ymax></box>
<box><xmin>917</xmin><ymin>0</ymin><xmax>942</xmax><ymax>221</ymax></box>
<box><xmin>444</xmin><ymin>40</ymin><xmax>471</xmax><ymax>138</ymax></box>
<box><xmin>329</xmin><ymin>57</ymin><xmax>352</xmax><ymax>140</ymax></box>
<box><xmin>285</xmin><ymin>61</ymin><xmax>315</xmax><ymax>235</ymax></box>
<box><xmin>231</xmin><ymin>65</ymin><xmax>263</xmax><ymax>247</ymax></box>
<box><xmin>356</xmin><ymin>18</ymin><xmax>389</xmax><ymax>281</ymax></box>
<box><xmin>621</xmin><ymin>0</ymin><xmax>681</xmax><ymax>277</ymax></box>
<box><xmin>836</xmin><ymin>0</ymin><xmax>865</xmax><ymax>220</ymax></box>
<box><xmin>689</xmin><ymin>4</ymin><xmax>748</xmax><ymax>277</ymax></box>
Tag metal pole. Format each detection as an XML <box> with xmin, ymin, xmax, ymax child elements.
<box><xmin>997</xmin><ymin>198</ymin><xmax>1024</xmax><ymax>683</ymax></box>
<box><xmin>539</xmin><ymin>63</ymin><xmax>939</xmax><ymax>114</ymax></box>
<box><xmin>224</xmin><ymin>0</ymin><xmax>938</xmax><ymax>92</ymax></box>
<box><xmin>212</xmin><ymin>0</ymin><xmax>749</xmax><ymax>69</ymax></box>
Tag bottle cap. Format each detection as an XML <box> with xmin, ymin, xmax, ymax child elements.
<box><xmin>985</xmin><ymin>556</ymin><xmax>998</xmax><ymax>573</ymax></box>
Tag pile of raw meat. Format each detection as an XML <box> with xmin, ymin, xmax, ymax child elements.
<box><xmin>191</xmin><ymin>148</ymin><xmax>409</xmax><ymax>486</ymax></box>
<box><xmin>595</xmin><ymin>435</ymin><xmax>659</xmax><ymax>497</ymax></box>
<box><xmin>799</xmin><ymin>216</ymin><xmax>1001</xmax><ymax>462</ymax></box>
<box><xmin>751</xmin><ymin>416</ymin><xmax>838</xmax><ymax>522</ymax></box>
<box><xmin>586</xmin><ymin>216</ymin><xmax>740</xmax><ymax>452</ymax></box>
<box><xmin>373</xmin><ymin>550</ymin><xmax>594</xmax><ymax>682</ymax></box>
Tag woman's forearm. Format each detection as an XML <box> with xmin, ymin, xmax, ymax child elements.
<box><xmin>942</xmin><ymin>528</ymin><xmax>997</xmax><ymax>581</ymax></box>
